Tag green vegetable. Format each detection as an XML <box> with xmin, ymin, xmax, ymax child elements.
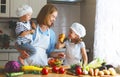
<box><xmin>6</xmin><ymin>72</ymin><xmax>24</xmax><ymax>77</ymax></box>
<box><xmin>24</xmin><ymin>70</ymin><xmax>40</xmax><ymax>74</ymax></box>
<box><xmin>84</xmin><ymin>58</ymin><xmax>105</xmax><ymax>71</ymax></box>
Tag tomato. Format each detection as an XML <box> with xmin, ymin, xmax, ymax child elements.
<box><xmin>52</xmin><ymin>66</ymin><xmax>59</xmax><ymax>73</ymax></box>
<box><xmin>41</xmin><ymin>68</ymin><xmax>48</xmax><ymax>75</ymax></box>
<box><xmin>59</xmin><ymin>67</ymin><xmax>65</xmax><ymax>74</ymax></box>
<box><xmin>75</xmin><ymin>67</ymin><xmax>83</xmax><ymax>75</ymax></box>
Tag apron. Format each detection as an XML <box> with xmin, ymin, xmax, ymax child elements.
<box><xmin>64</xmin><ymin>41</ymin><xmax>82</xmax><ymax>65</ymax></box>
<box><xmin>24</xmin><ymin>25</ymin><xmax>50</xmax><ymax>66</ymax></box>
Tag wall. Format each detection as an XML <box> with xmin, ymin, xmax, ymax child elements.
<box><xmin>52</xmin><ymin>4</ymin><xmax>80</xmax><ymax>39</ymax></box>
<box><xmin>0</xmin><ymin>4</ymin><xmax>80</xmax><ymax>46</ymax></box>
<box><xmin>80</xmin><ymin>0</ymin><xmax>96</xmax><ymax>62</ymax></box>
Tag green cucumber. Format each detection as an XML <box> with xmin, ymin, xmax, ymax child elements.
<box><xmin>6</xmin><ymin>72</ymin><xmax>24</xmax><ymax>77</ymax></box>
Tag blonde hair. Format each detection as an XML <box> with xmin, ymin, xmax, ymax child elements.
<box><xmin>36</xmin><ymin>4</ymin><xmax>58</xmax><ymax>27</ymax></box>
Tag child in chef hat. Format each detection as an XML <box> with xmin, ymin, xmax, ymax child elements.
<box><xmin>15</xmin><ymin>4</ymin><xmax>36</xmax><ymax>65</ymax></box>
<box><xmin>56</xmin><ymin>22</ymin><xmax>88</xmax><ymax>66</ymax></box>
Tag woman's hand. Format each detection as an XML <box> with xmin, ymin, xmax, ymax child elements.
<box><xmin>20</xmin><ymin>50</ymin><xmax>29</xmax><ymax>59</ymax></box>
<box><xmin>57</xmin><ymin>52</ymin><xmax>65</xmax><ymax>59</ymax></box>
<box><xmin>50</xmin><ymin>52</ymin><xmax>65</xmax><ymax>59</ymax></box>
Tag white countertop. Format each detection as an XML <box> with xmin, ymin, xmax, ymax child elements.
<box><xmin>0</xmin><ymin>48</ymin><xmax>66</xmax><ymax>53</ymax></box>
<box><xmin>0</xmin><ymin>48</ymin><xmax>18</xmax><ymax>53</ymax></box>
<box><xmin>0</xmin><ymin>48</ymin><xmax>89</xmax><ymax>53</ymax></box>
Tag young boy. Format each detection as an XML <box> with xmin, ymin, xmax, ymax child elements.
<box><xmin>15</xmin><ymin>5</ymin><xmax>36</xmax><ymax>65</ymax></box>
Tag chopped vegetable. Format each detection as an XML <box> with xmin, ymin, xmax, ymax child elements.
<box><xmin>6</xmin><ymin>72</ymin><xmax>24</xmax><ymax>77</ymax></box>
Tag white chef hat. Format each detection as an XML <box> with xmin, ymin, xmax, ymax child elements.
<box><xmin>70</xmin><ymin>22</ymin><xmax>86</xmax><ymax>38</ymax></box>
<box><xmin>16</xmin><ymin>5</ymin><xmax>33</xmax><ymax>17</ymax></box>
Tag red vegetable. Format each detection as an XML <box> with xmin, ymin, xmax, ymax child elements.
<box><xmin>59</xmin><ymin>67</ymin><xmax>65</xmax><ymax>74</ymax></box>
<box><xmin>75</xmin><ymin>67</ymin><xmax>83</xmax><ymax>75</ymax></box>
<box><xmin>4</xmin><ymin>61</ymin><xmax>21</xmax><ymax>73</ymax></box>
<box><xmin>52</xmin><ymin>66</ymin><xmax>59</xmax><ymax>73</ymax></box>
<box><xmin>41</xmin><ymin>68</ymin><xmax>48</xmax><ymax>75</ymax></box>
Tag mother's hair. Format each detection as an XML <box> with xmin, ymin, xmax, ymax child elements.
<box><xmin>36</xmin><ymin>4</ymin><xmax>58</xmax><ymax>26</ymax></box>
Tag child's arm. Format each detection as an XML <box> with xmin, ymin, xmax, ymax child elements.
<box><xmin>19</xmin><ymin>29</ymin><xmax>35</xmax><ymax>37</ymax></box>
<box><xmin>81</xmin><ymin>48</ymin><xmax>88</xmax><ymax>65</ymax></box>
<box><xmin>30</xmin><ymin>21</ymin><xmax>36</xmax><ymax>29</ymax></box>
<box><xmin>56</xmin><ymin>42</ymin><xmax>65</xmax><ymax>49</ymax></box>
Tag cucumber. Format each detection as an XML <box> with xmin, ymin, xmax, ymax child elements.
<box><xmin>6</xmin><ymin>72</ymin><xmax>24</xmax><ymax>77</ymax></box>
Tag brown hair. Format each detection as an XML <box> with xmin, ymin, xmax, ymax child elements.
<box><xmin>74</xmin><ymin>37</ymin><xmax>82</xmax><ymax>44</ymax></box>
<box><xmin>36</xmin><ymin>4</ymin><xmax>57</xmax><ymax>27</ymax></box>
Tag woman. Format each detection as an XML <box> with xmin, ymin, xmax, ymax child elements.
<box><xmin>16</xmin><ymin>4</ymin><xmax>59</xmax><ymax>66</ymax></box>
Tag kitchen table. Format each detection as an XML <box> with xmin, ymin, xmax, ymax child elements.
<box><xmin>0</xmin><ymin>73</ymin><xmax>120</xmax><ymax>77</ymax></box>
<box><xmin>0</xmin><ymin>66</ymin><xmax>120</xmax><ymax>77</ymax></box>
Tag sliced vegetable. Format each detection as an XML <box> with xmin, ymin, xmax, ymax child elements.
<box><xmin>6</xmin><ymin>72</ymin><xmax>24</xmax><ymax>77</ymax></box>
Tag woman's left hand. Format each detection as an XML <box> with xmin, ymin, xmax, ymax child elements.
<box><xmin>58</xmin><ymin>52</ymin><xmax>65</xmax><ymax>58</ymax></box>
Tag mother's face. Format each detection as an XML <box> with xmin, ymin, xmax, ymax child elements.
<box><xmin>48</xmin><ymin>11</ymin><xmax>58</xmax><ymax>27</ymax></box>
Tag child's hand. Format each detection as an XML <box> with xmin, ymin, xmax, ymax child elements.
<box><xmin>56</xmin><ymin>41</ymin><xmax>65</xmax><ymax>49</ymax></box>
<box><xmin>30</xmin><ymin>29</ymin><xmax>35</xmax><ymax>34</ymax></box>
<box><xmin>58</xmin><ymin>33</ymin><xmax>66</xmax><ymax>43</ymax></box>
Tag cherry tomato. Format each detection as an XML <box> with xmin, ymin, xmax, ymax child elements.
<box><xmin>52</xmin><ymin>66</ymin><xmax>59</xmax><ymax>73</ymax></box>
<box><xmin>41</xmin><ymin>68</ymin><xmax>48</xmax><ymax>75</ymax></box>
<box><xmin>75</xmin><ymin>67</ymin><xmax>83</xmax><ymax>75</ymax></box>
<box><xmin>59</xmin><ymin>67</ymin><xmax>65</xmax><ymax>74</ymax></box>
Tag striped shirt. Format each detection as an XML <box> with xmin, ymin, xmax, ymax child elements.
<box><xmin>15</xmin><ymin>21</ymin><xmax>33</xmax><ymax>44</ymax></box>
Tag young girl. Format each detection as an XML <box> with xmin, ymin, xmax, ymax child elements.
<box><xmin>56</xmin><ymin>22</ymin><xmax>88</xmax><ymax>65</ymax></box>
<box><xmin>15</xmin><ymin>5</ymin><xmax>36</xmax><ymax>65</ymax></box>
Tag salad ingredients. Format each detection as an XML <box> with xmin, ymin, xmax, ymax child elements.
<box><xmin>4</xmin><ymin>61</ymin><xmax>21</xmax><ymax>73</ymax></box>
<box><xmin>48</xmin><ymin>58</ymin><xmax>62</xmax><ymax>67</ymax></box>
<box><xmin>59</xmin><ymin>67</ymin><xmax>65</xmax><ymax>74</ymax></box>
<box><xmin>75</xmin><ymin>67</ymin><xmax>83</xmax><ymax>75</ymax></box>
<box><xmin>6</xmin><ymin>72</ymin><xmax>24</xmax><ymax>77</ymax></box>
<box><xmin>58</xmin><ymin>33</ymin><xmax>66</xmax><ymax>43</ymax></box>
<box><xmin>94</xmin><ymin>69</ymin><xmax>99</xmax><ymax>76</ymax></box>
<box><xmin>86</xmin><ymin>58</ymin><xmax>105</xmax><ymax>70</ymax></box>
<box><xmin>52</xmin><ymin>66</ymin><xmax>59</xmax><ymax>73</ymax></box>
<box><xmin>109</xmin><ymin>68</ymin><xmax>116</xmax><ymax>76</ymax></box>
<box><xmin>89</xmin><ymin>68</ymin><xmax>94</xmax><ymax>76</ymax></box>
<box><xmin>22</xmin><ymin>66</ymin><xmax>42</xmax><ymax>71</ymax></box>
<box><xmin>41</xmin><ymin>68</ymin><xmax>49</xmax><ymax>75</ymax></box>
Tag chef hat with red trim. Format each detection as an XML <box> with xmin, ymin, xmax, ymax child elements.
<box><xmin>70</xmin><ymin>22</ymin><xmax>86</xmax><ymax>38</ymax></box>
<box><xmin>16</xmin><ymin>5</ymin><xmax>33</xmax><ymax>17</ymax></box>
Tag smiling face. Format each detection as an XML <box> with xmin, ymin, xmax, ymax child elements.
<box><xmin>37</xmin><ymin>4</ymin><xmax>58</xmax><ymax>28</ymax></box>
<box><xmin>68</xmin><ymin>29</ymin><xmax>79</xmax><ymax>40</ymax></box>
<box><xmin>47</xmin><ymin>11</ymin><xmax>58</xmax><ymax>27</ymax></box>
<box><xmin>20</xmin><ymin>13</ymin><xmax>32</xmax><ymax>22</ymax></box>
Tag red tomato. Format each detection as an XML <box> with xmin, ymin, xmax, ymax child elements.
<box><xmin>59</xmin><ymin>67</ymin><xmax>65</xmax><ymax>74</ymax></box>
<box><xmin>75</xmin><ymin>67</ymin><xmax>83</xmax><ymax>75</ymax></box>
<box><xmin>52</xmin><ymin>66</ymin><xmax>59</xmax><ymax>73</ymax></box>
<box><xmin>48</xmin><ymin>58</ymin><xmax>56</xmax><ymax>67</ymax></box>
<box><xmin>41</xmin><ymin>68</ymin><xmax>48</xmax><ymax>75</ymax></box>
